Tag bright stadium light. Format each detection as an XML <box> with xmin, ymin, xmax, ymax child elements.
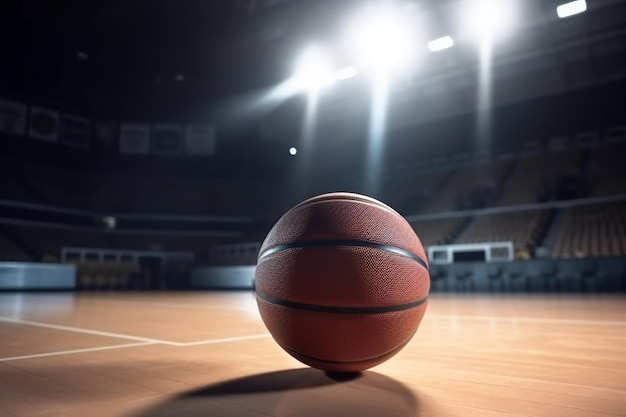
<box><xmin>428</xmin><ymin>36</ymin><xmax>455</xmax><ymax>52</ymax></box>
<box><xmin>465</xmin><ymin>0</ymin><xmax>516</xmax><ymax>42</ymax></box>
<box><xmin>345</xmin><ymin>4</ymin><xmax>419</xmax><ymax>75</ymax></box>
<box><xmin>291</xmin><ymin>46</ymin><xmax>335</xmax><ymax>92</ymax></box>
<box><xmin>557</xmin><ymin>0</ymin><xmax>587</xmax><ymax>18</ymax></box>
<box><xmin>334</xmin><ymin>66</ymin><xmax>358</xmax><ymax>81</ymax></box>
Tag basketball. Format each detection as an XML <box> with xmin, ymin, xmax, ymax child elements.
<box><xmin>255</xmin><ymin>192</ymin><xmax>430</xmax><ymax>372</ymax></box>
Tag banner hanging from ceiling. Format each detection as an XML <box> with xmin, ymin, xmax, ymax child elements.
<box><xmin>185</xmin><ymin>124</ymin><xmax>215</xmax><ymax>156</ymax></box>
<box><xmin>29</xmin><ymin>106</ymin><xmax>60</xmax><ymax>142</ymax></box>
<box><xmin>152</xmin><ymin>124</ymin><xmax>183</xmax><ymax>155</ymax></box>
<box><xmin>0</xmin><ymin>98</ymin><xmax>28</xmax><ymax>136</ymax></box>
<box><xmin>93</xmin><ymin>120</ymin><xmax>118</xmax><ymax>152</ymax></box>
<box><xmin>62</xmin><ymin>114</ymin><xmax>91</xmax><ymax>149</ymax></box>
<box><xmin>119</xmin><ymin>123</ymin><xmax>150</xmax><ymax>154</ymax></box>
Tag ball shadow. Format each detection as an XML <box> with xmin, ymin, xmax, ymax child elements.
<box><xmin>184</xmin><ymin>368</ymin><xmax>359</xmax><ymax>396</ymax></box>
<box><xmin>135</xmin><ymin>368</ymin><xmax>419</xmax><ymax>417</ymax></box>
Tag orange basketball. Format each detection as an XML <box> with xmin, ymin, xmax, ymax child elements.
<box><xmin>255</xmin><ymin>192</ymin><xmax>430</xmax><ymax>372</ymax></box>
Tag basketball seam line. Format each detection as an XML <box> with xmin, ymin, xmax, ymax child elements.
<box><xmin>258</xmin><ymin>239</ymin><xmax>428</xmax><ymax>270</ymax></box>
<box><xmin>256</xmin><ymin>292</ymin><xmax>429</xmax><ymax>314</ymax></box>
<box><xmin>280</xmin><ymin>332</ymin><xmax>416</xmax><ymax>365</ymax></box>
<box><xmin>292</xmin><ymin>195</ymin><xmax>400</xmax><ymax>217</ymax></box>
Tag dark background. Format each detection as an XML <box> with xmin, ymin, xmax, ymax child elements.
<box><xmin>0</xmin><ymin>0</ymin><xmax>625</xmax><ymax>266</ymax></box>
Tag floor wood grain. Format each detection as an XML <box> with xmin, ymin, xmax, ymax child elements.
<box><xmin>0</xmin><ymin>292</ymin><xmax>624</xmax><ymax>417</ymax></box>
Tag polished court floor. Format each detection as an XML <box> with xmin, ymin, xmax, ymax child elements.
<box><xmin>0</xmin><ymin>292</ymin><xmax>625</xmax><ymax>417</ymax></box>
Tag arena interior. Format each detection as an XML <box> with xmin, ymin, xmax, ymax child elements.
<box><xmin>0</xmin><ymin>1</ymin><xmax>625</xmax><ymax>416</ymax></box>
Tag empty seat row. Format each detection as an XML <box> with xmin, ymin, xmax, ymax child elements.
<box><xmin>418</xmin><ymin>161</ymin><xmax>509</xmax><ymax>213</ymax></box>
<box><xmin>411</xmin><ymin>217</ymin><xmax>467</xmax><ymax>248</ymax></box>
<box><xmin>458</xmin><ymin>209</ymin><xmax>552</xmax><ymax>257</ymax></box>
<box><xmin>71</xmin><ymin>261</ymin><xmax>141</xmax><ymax>290</ymax></box>
<box><xmin>497</xmin><ymin>149</ymin><xmax>584</xmax><ymax>207</ymax></box>
<box><xmin>587</xmin><ymin>141</ymin><xmax>626</xmax><ymax>197</ymax></box>
<box><xmin>552</xmin><ymin>201</ymin><xmax>626</xmax><ymax>259</ymax></box>
<box><xmin>429</xmin><ymin>259</ymin><xmax>626</xmax><ymax>293</ymax></box>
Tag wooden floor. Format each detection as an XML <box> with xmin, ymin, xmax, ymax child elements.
<box><xmin>0</xmin><ymin>292</ymin><xmax>625</xmax><ymax>417</ymax></box>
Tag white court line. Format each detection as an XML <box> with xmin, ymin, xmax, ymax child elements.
<box><xmin>427</xmin><ymin>314</ymin><xmax>626</xmax><ymax>327</ymax></box>
<box><xmin>83</xmin><ymin>299</ymin><xmax>257</xmax><ymax>312</ymax></box>
<box><xmin>179</xmin><ymin>334</ymin><xmax>270</xmax><ymax>346</ymax></box>
<box><xmin>0</xmin><ymin>342</ymin><xmax>154</xmax><ymax>362</ymax></box>
<box><xmin>0</xmin><ymin>334</ymin><xmax>271</xmax><ymax>362</ymax></box>
<box><xmin>0</xmin><ymin>316</ymin><xmax>270</xmax><ymax>350</ymax></box>
<box><xmin>0</xmin><ymin>316</ymin><xmax>178</xmax><ymax>345</ymax></box>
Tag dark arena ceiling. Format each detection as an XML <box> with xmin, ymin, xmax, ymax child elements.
<box><xmin>1</xmin><ymin>0</ymin><xmax>625</xmax><ymax>178</ymax></box>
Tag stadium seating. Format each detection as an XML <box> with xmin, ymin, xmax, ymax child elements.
<box><xmin>458</xmin><ymin>209</ymin><xmax>552</xmax><ymax>258</ymax></box>
<box><xmin>75</xmin><ymin>261</ymin><xmax>140</xmax><ymax>291</ymax></box>
<box><xmin>381</xmin><ymin>169</ymin><xmax>451</xmax><ymax>214</ymax></box>
<box><xmin>409</xmin><ymin>217</ymin><xmax>467</xmax><ymax>248</ymax></box>
<box><xmin>418</xmin><ymin>161</ymin><xmax>510</xmax><ymax>213</ymax></box>
<box><xmin>552</xmin><ymin>201</ymin><xmax>626</xmax><ymax>259</ymax></box>
<box><xmin>587</xmin><ymin>141</ymin><xmax>626</xmax><ymax>197</ymax></box>
<box><xmin>2</xmin><ymin>131</ymin><xmax>626</xmax><ymax>294</ymax></box>
<box><xmin>497</xmin><ymin>149</ymin><xmax>584</xmax><ymax>206</ymax></box>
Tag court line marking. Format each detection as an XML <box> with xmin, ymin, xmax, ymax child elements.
<box><xmin>0</xmin><ymin>316</ymin><xmax>270</xmax><ymax>359</ymax></box>
<box><xmin>180</xmin><ymin>334</ymin><xmax>270</xmax><ymax>346</ymax></box>
<box><xmin>77</xmin><ymin>299</ymin><xmax>259</xmax><ymax>312</ymax></box>
<box><xmin>0</xmin><ymin>316</ymin><xmax>177</xmax><ymax>345</ymax></box>
<box><xmin>0</xmin><ymin>342</ymin><xmax>155</xmax><ymax>362</ymax></box>
<box><xmin>426</xmin><ymin>314</ymin><xmax>626</xmax><ymax>327</ymax></box>
<box><xmin>0</xmin><ymin>316</ymin><xmax>270</xmax><ymax>347</ymax></box>
<box><xmin>0</xmin><ymin>335</ymin><xmax>272</xmax><ymax>363</ymax></box>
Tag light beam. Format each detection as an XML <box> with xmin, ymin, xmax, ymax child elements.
<box><xmin>557</xmin><ymin>0</ymin><xmax>587</xmax><ymax>18</ymax></box>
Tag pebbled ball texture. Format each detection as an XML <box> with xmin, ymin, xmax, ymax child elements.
<box><xmin>255</xmin><ymin>192</ymin><xmax>430</xmax><ymax>372</ymax></box>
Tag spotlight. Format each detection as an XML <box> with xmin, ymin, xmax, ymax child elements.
<box><xmin>292</xmin><ymin>46</ymin><xmax>335</xmax><ymax>92</ymax></box>
<box><xmin>102</xmin><ymin>216</ymin><xmax>116</xmax><ymax>230</ymax></box>
<box><xmin>557</xmin><ymin>0</ymin><xmax>587</xmax><ymax>18</ymax></box>
<box><xmin>345</xmin><ymin>4</ymin><xmax>419</xmax><ymax>75</ymax></box>
<box><xmin>334</xmin><ymin>66</ymin><xmax>358</xmax><ymax>81</ymax></box>
<box><xmin>289</xmin><ymin>147</ymin><xmax>297</xmax><ymax>156</ymax></box>
<box><xmin>464</xmin><ymin>0</ymin><xmax>516</xmax><ymax>42</ymax></box>
<box><xmin>428</xmin><ymin>36</ymin><xmax>454</xmax><ymax>52</ymax></box>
